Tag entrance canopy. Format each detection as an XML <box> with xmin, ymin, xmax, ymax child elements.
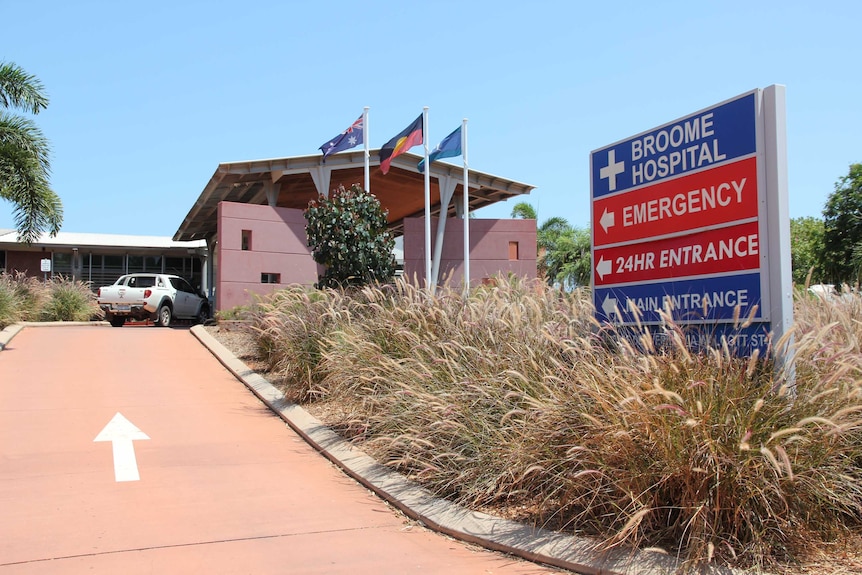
<box><xmin>173</xmin><ymin>150</ymin><xmax>534</xmax><ymax>242</ymax></box>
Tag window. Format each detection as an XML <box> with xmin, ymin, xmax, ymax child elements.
<box><xmin>103</xmin><ymin>255</ymin><xmax>124</xmax><ymax>271</ymax></box>
<box><xmin>242</xmin><ymin>230</ymin><xmax>252</xmax><ymax>251</ymax></box>
<box><xmin>144</xmin><ymin>255</ymin><xmax>163</xmax><ymax>272</ymax></box>
<box><xmin>508</xmin><ymin>241</ymin><xmax>519</xmax><ymax>261</ymax></box>
<box><xmin>261</xmin><ymin>273</ymin><xmax>280</xmax><ymax>284</ymax></box>
<box><xmin>53</xmin><ymin>252</ymin><xmax>73</xmax><ymax>277</ymax></box>
<box><xmin>127</xmin><ymin>255</ymin><xmax>144</xmax><ymax>273</ymax></box>
<box><xmin>165</xmin><ymin>256</ymin><xmax>201</xmax><ymax>289</ymax></box>
<box><xmin>128</xmin><ymin>275</ymin><xmax>156</xmax><ymax>288</ymax></box>
<box><xmin>170</xmin><ymin>277</ymin><xmax>197</xmax><ymax>294</ymax></box>
<box><xmin>93</xmin><ymin>254</ymin><xmax>126</xmax><ymax>287</ymax></box>
<box><xmin>165</xmin><ymin>256</ymin><xmax>185</xmax><ymax>276</ymax></box>
<box><xmin>0</xmin><ymin>250</ymin><xmax>6</xmax><ymax>272</ymax></box>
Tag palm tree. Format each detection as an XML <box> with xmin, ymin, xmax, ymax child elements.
<box><xmin>0</xmin><ymin>62</ymin><xmax>63</xmax><ymax>243</ymax></box>
<box><xmin>511</xmin><ymin>202</ymin><xmax>592</xmax><ymax>288</ymax></box>
<box><xmin>536</xmin><ymin>216</ymin><xmax>568</xmax><ymax>279</ymax></box>
<box><xmin>552</xmin><ymin>227</ymin><xmax>591</xmax><ymax>289</ymax></box>
<box><xmin>510</xmin><ymin>201</ymin><xmax>537</xmax><ymax>220</ymax></box>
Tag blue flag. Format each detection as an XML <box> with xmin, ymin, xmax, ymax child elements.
<box><xmin>418</xmin><ymin>126</ymin><xmax>462</xmax><ymax>173</ymax></box>
<box><xmin>319</xmin><ymin>115</ymin><xmax>364</xmax><ymax>161</ymax></box>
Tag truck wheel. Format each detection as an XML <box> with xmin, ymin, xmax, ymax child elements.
<box><xmin>195</xmin><ymin>305</ymin><xmax>210</xmax><ymax>326</ymax></box>
<box><xmin>109</xmin><ymin>316</ymin><xmax>126</xmax><ymax>328</ymax></box>
<box><xmin>155</xmin><ymin>304</ymin><xmax>172</xmax><ymax>327</ymax></box>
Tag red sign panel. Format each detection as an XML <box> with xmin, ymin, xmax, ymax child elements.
<box><xmin>593</xmin><ymin>156</ymin><xmax>758</xmax><ymax>247</ymax></box>
<box><xmin>593</xmin><ymin>220</ymin><xmax>760</xmax><ymax>286</ymax></box>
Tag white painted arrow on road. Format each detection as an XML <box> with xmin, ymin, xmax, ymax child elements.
<box><xmin>596</xmin><ymin>256</ymin><xmax>613</xmax><ymax>281</ymax></box>
<box><xmin>600</xmin><ymin>208</ymin><xmax>615</xmax><ymax>233</ymax></box>
<box><xmin>94</xmin><ymin>413</ymin><xmax>150</xmax><ymax>482</ymax></box>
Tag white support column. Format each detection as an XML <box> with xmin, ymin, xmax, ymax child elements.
<box><xmin>423</xmin><ymin>107</ymin><xmax>432</xmax><ymax>289</ymax></box>
<box><xmin>431</xmin><ymin>175</ymin><xmax>458</xmax><ymax>287</ymax></box>
<box><xmin>763</xmin><ymin>84</ymin><xmax>794</xmax><ymax>387</ymax></box>
<box><xmin>198</xmin><ymin>249</ymin><xmax>208</xmax><ymax>293</ymax></box>
<box><xmin>205</xmin><ymin>236</ymin><xmax>217</xmax><ymax>307</ymax></box>
<box><xmin>363</xmin><ymin>106</ymin><xmax>370</xmax><ymax>193</ymax></box>
<box><xmin>264</xmin><ymin>182</ymin><xmax>280</xmax><ymax>207</ymax></box>
<box><xmin>461</xmin><ymin>118</ymin><xmax>470</xmax><ymax>294</ymax></box>
<box><xmin>309</xmin><ymin>165</ymin><xmax>333</xmax><ymax>198</ymax></box>
<box><xmin>453</xmin><ymin>193</ymin><xmax>465</xmax><ymax>218</ymax></box>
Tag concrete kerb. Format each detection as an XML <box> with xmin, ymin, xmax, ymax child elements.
<box><xmin>190</xmin><ymin>325</ymin><xmax>723</xmax><ymax>575</ymax></box>
<box><xmin>0</xmin><ymin>324</ymin><xmax>23</xmax><ymax>350</ymax></box>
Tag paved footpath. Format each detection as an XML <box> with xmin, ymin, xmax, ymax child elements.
<box><xmin>0</xmin><ymin>325</ymin><xmax>560</xmax><ymax>574</ymax></box>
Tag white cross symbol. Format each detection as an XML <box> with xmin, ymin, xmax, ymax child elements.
<box><xmin>599</xmin><ymin>149</ymin><xmax>625</xmax><ymax>192</ymax></box>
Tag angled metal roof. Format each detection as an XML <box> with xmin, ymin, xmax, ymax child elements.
<box><xmin>173</xmin><ymin>150</ymin><xmax>534</xmax><ymax>242</ymax></box>
<box><xmin>0</xmin><ymin>229</ymin><xmax>206</xmax><ymax>250</ymax></box>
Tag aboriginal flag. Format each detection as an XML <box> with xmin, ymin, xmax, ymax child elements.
<box><xmin>379</xmin><ymin>115</ymin><xmax>423</xmax><ymax>175</ymax></box>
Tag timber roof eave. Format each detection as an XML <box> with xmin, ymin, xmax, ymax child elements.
<box><xmin>173</xmin><ymin>150</ymin><xmax>534</xmax><ymax>242</ymax></box>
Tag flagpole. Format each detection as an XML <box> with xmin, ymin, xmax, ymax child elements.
<box><xmin>423</xmin><ymin>106</ymin><xmax>432</xmax><ymax>290</ymax></box>
<box><xmin>363</xmin><ymin>106</ymin><xmax>370</xmax><ymax>193</ymax></box>
<box><xmin>462</xmin><ymin>118</ymin><xmax>470</xmax><ymax>295</ymax></box>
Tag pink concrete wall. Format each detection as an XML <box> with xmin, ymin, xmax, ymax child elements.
<box><xmin>216</xmin><ymin>202</ymin><xmax>318</xmax><ymax>311</ymax></box>
<box><xmin>402</xmin><ymin>218</ymin><xmax>537</xmax><ymax>286</ymax></box>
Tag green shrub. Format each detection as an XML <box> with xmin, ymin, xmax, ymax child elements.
<box><xmin>215</xmin><ymin>305</ymin><xmax>252</xmax><ymax>322</ymax></box>
<box><xmin>246</xmin><ymin>285</ymin><xmax>341</xmax><ymax>401</ymax></box>
<box><xmin>0</xmin><ymin>273</ymin><xmax>100</xmax><ymax>325</ymax></box>
<box><xmin>39</xmin><ymin>276</ymin><xmax>100</xmax><ymax>322</ymax></box>
<box><xmin>0</xmin><ymin>272</ymin><xmax>45</xmax><ymax>327</ymax></box>
<box><xmin>11</xmin><ymin>272</ymin><xmax>47</xmax><ymax>321</ymax></box>
<box><xmin>304</xmin><ymin>184</ymin><xmax>396</xmax><ymax>289</ymax></box>
<box><xmin>0</xmin><ymin>279</ymin><xmax>18</xmax><ymax>329</ymax></box>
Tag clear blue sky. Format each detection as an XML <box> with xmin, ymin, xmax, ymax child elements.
<box><xmin>3</xmin><ymin>0</ymin><xmax>859</xmax><ymax>237</ymax></box>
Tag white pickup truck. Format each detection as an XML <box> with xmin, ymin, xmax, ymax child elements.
<box><xmin>97</xmin><ymin>273</ymin><xmax>210</xmax><ymax>327</ymax></box>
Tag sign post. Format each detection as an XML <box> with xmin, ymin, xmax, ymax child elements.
<box><xmin>590</xmin><ymin>86</ymin><xmax>791</xmax><ymax>359</ymax></box>
<box><xmin>40</xmin><ymin>258</ymin><xmax>51</xmax><ymax>282</ymax></box>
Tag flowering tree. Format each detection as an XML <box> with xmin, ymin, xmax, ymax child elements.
<box><xmin>304</xmin><ymin>184</ymin><xmax>396</xmax><ymax>289</ymax></box>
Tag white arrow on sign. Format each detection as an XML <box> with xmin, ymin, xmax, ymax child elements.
<box><xmin>602</xmin><ymin>294</ymin><xmax>619</xmax><ymax>319</ymax></box>
<box><xmin>596</xmin><ymin>256</ymin><xmax>613</xmax><ymax>281</ymax></box>
<box><xmin>94</xmin><ymin>412</ymin><xmax>150</xmax><ymax>482</ymax></box>
<box><xmin>600</xmin><ymin>208</ymin><xmax>615</xmax><ymax>233</ymax></box>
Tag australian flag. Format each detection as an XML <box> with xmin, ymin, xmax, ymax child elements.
<box><xmin>319</xmin><ymin>115</ymin><xmax>364</xmax><ymax>161</ymax></box>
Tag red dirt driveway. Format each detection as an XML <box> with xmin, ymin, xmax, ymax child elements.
<box><xmin>0</xmin><ymin>325</ymin><xmax>559</xmax><ymax>574</ymax></box>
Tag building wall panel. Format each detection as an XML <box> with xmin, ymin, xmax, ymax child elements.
<box><xmin>403</xmin><ymin>217</ymin><xmax>537</xmax><ymax>286</ymax></box>
<box><xmin>216</xmin><ymin>202</ymin><xmax>317</xmax><ymax>311</ymax></box>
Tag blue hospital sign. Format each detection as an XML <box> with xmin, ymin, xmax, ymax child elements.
<box><xmin>590</xmin><ymin>87</ymin><xmax>793</xmax><ymax>356</ymax></box>
<box><xmin>592</xmin><ymin>93</ymin><xmax>757</xmax><ymax>199</ymax></box>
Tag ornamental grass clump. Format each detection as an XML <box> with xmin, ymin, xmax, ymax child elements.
<box><xmin>246</xmin><ymin>285</ymin><xmax>346</xmax><ymax>401</ymax></box>
<box><xmin>247</xmin><ymin>276</ymin><xmax>862</xmax><ymax>570</ymax></box>
<box><xmin>0</xmin><ymin>273</ymin><xmax>99</xmax><ymax>326</ymax></box>
<box><xmin>0</xmin><ymin>273</ymin><xmax>18</xmax><ymax>327</ymax></box>
<box><xmin>0</xmin><ymin>277</ymin><xmax>17</xmax><ymax>329</ymax></box>
<box><xmin>541</xmin><ymin>327</ymin><xmax>862</xmax><ymax>569</ymax></box>
<box><xmin>39</xmin><ymin>275</ymin><xmax>100</xmax><ymax>322</ymax></box>
<box><xmin>0</xmin><ymin>272</ymin><xmax>49</xmax><ymax>327</ymax></box>
<box><xmin>5</xmin><ymin>272</ymin><xmax>47</xmax><ymax>321</ymax></box>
